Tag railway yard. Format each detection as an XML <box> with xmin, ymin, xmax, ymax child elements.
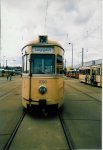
<box><xmin>0</xmin><ymin>76</ymin><xmax>102</xmax><ymax>150</ymax></box>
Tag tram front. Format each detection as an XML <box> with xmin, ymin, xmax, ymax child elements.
<box><xmin>21</xmin><ymin>35</ymin><xmax>65</xmax><ymax>110</ymax></box>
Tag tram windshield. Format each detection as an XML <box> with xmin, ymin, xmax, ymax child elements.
<box><xmin>31</xmin><ymin>54</ymin><xmax>55</xmax><ymax>74</ymax></box>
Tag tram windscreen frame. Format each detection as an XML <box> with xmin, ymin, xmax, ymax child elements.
<box><xmin>31</xmin><ymin>54</ymin><xmax>55</xmax><ymax>74</ymax></box>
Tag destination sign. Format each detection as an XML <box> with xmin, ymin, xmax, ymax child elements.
<box><xmin>32</xmin><ymin>47</ymin><xmax>54</xmax><ymax>53</ymax></box>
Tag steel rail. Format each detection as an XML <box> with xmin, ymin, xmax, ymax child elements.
<box><xmin>66</xmin><ymin>82</ymin><xmax>101</xmax><ymax>103</ymax></box>
<box><xmin>58</xmin><ymin>110</ymin><xmax>75</xmax><ymax>150</ymax></box>
<box><xmin>0</xmin><ymin>86</ymin><xmax>20</xmax><ymax>100</ymax></box>
<box><xmin>3</xmin><ymin>111</ymin><xmax>26</xmax><ymax>150</ymax></box>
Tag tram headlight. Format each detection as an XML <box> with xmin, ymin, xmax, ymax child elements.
<box><xmin>39</xmin><ymin>86</ymin><xmax>47</xmax><ymax>94</ymax></box>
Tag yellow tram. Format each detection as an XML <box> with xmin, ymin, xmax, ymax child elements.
<box><xmin>79</xmin><ymin>65</ymin><xmax>102</xmax><ymax>87</ymax></box>
<box><xmin>21</xmin><ymin>35</ymin><xmax>65</xmax><ymax>110</ymax></box>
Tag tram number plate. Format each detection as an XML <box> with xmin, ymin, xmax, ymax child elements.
<box><xmin>39</xmin><ymin>80</ymin><xmax>47</xmax><ymax>84</ymax></box>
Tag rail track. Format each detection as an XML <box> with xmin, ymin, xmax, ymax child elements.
<box><xmin>3</xmin><ymin>108</ymin><xmax>75</xmax><ymax>150</ymax></box>
<box><xmin>3</xmin><ymin>110</ymin><xmax>26</xmax><ymax>150</ymax></box>
<box><xmin>0</xmin><ymin>85</ymin><xmax>21</xmax><ymax>100</ymax></box>
<box><xmin>58</xmin><ymin>109</ymin><xmax>75</xmax><ymax>150</ymax></box>
<box><xmin>66</xmin><ymin>82</ymin><xmax>101</xmax><ymax>103</ymax></box>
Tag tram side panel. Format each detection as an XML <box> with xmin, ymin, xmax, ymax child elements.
<box><xmin>96</xmin><ymin>65</ymin><xmax>102</xmax><ymax>87</ymax></box>
<box><xmin>22</xmin><ymin>76</ymin><xmax>30</xmax><ymax>108</ymax></box>
<box><xmin>79</xmin><ymin>74</ymin><xmax>85</xmax><ymax>83</ymax></box>
<box><xmin>79</xmin><ymin>74</ymin><xmax>91</xmax><ymax>84</ymax></box>
<box><xmin>58</xmin><ymin>77</ymin><xmax>64</xmax><ymax>107</ymax></box>
<box><xmin>96</xmin><ymin>75</ymin><xmax>102</xmax><ymax>87</ymax></box>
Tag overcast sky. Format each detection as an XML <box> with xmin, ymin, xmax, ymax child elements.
<box><xmin>1</xmin><ymin>0</ymin><xmax>103</xmax><ymax>67</ymax></box>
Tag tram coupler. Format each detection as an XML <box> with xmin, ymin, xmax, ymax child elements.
<box><xmin>39</xmin><ymin>99</ymin><xmax>46</xmax><ymax>107</ymax></box>
<box><xmin>39</xmin><ymin>99</ymin><xmax>48</xmax><ymax>116</ymax></box>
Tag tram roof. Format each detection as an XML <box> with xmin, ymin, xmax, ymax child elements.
<box><xmin>79</xmin><ymin>65</ymin><xmax>102</xmax><ymax>70</ymax></box>
<box><xmin>21</xmin><ymin>36</ymin><xmax>64</xmax><ymax>52</ymax></box>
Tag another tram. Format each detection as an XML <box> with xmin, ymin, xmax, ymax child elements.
<box><xmin>0</xmin><ymin>69</ymin><xmax>15</xmax><ymax>77</ymax></box>
<box><xmin>66</xmin><ymin>69</ymin><xmax>79</xmax><ymax>79</ymax></box>
<box><xmin>79</xmin><ymin>65</ymin><xmax>102</xmax><ymax>87</ymax></box>
<box><xmin>21</xmin><ymin>35</ymin><xmax>65</xmax><ymax>110</ymax></box>
<box><xmin>0</xmin><ymin>69</ymin><xmax>4</xmax><ymax>77</ymax></box>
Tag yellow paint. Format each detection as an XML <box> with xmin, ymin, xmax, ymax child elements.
<box><xmin>22</xmin><ymin>76</ymin><xmax>64</xmax><ymax>108</ymax></box>
<box><xmin>22</xmin><ymin>36</ymin><xmax>65</xmax><ymax>108</ymax></box>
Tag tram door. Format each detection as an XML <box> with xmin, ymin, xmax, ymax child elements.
<box><xmin>22</xmin><ymin>54</ymin><xmax>30</xmax><ymax>100</ymax></box>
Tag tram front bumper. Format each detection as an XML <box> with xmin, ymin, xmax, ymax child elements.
<box><xmin>22</xmin><ymin>97</ymin><xmax>60</xmax><ymax>108</ymax></box>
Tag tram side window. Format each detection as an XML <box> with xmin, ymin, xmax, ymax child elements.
<box><xmin>57</xmin><ymin>55</ymin><xmax>63</xmax><ymax>74</ymax></box>
<box><xmin>79</xmin><ymin>70</ymin><xmax>82</xmax><ymax>74</ymax></box>
<box><xmin>86</xmin><ymin>69</ymin><xmax>90</xmax><ymax>75</ymax></box>
<box><xmin>23</xmin><ymin>56</ymin><xmax>26</xmax><ymax>72</ymax></box>
<box><xmin>97</xmin><ymin>68</ymin><xmax>100</xmax><ymax>75</ymax></box>
<box><xmin>80</xmin><ymin>70</ymin><xmax>85</xmax><ymax>75</ymax></box>
<box><xmin>23</xmin><ymin>55</ymin><xmax>29</xmax><ymax>73</ymax></box>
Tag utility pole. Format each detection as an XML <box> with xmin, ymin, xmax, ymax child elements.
<box><xmin>82</xmin><ymin>48</ymin><xmax>84</xmax><ymax>66</ymax></box>
<box><xmin>0</xmin><ymin>47</ymin><xmax>1</xmax><ymax>68</ymax></box>
<box><xmin>6</xmin><ymin>59</ymin><xmax>8</xmax><ymax>67</ymax></box>
<box><xmin>13</xmin><ymin>60</ymin><xmax>16</xmax><ymax>68</ymax></box>
<box><xmin>64</xmin><ymin>59</ymin><xmax>66</xmax><ymax>75</ymax></box>
<box><xmin>3</xmin><ymin>56</ymin><xmax>6</xmax><ymax>68</ymax></box>
<box><xmin>69</xmin><ymin>43</ymin><xmax>73</xmax><ymax>69</ymax></box>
